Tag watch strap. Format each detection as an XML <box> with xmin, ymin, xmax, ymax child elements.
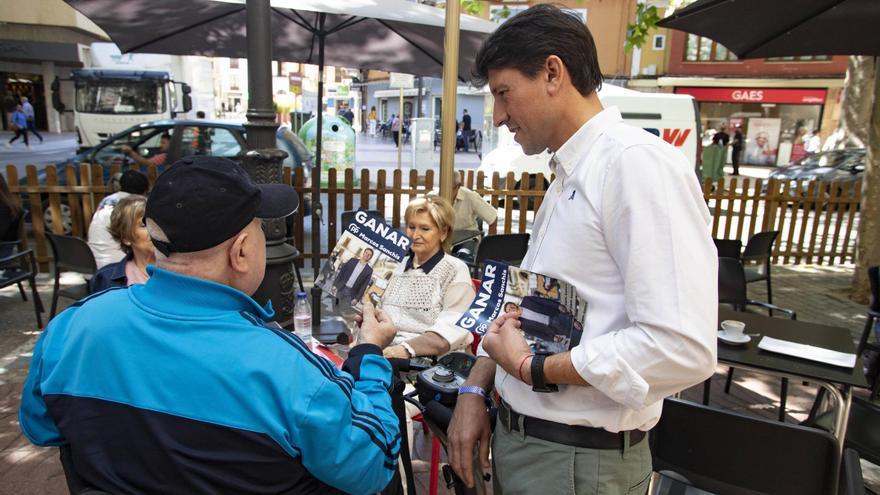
<box><xmin>531</xmin><ymin>352</ymin><xmax>559</xmax><ymax>393</ymax></box>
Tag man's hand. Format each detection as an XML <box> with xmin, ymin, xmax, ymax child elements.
<box><xmin>481</xmin><ymin>313</ymin><xmax>532</xmax><ymax>380</ymax></box>
<box><xmin>121</xmin><ymin>145</ymin><xmax>134</xmax><ymax>156</ymax></box>
<box><xmin>355</xmin><ymin>302</ymin><xmax>396</xmax><ymax>349</ymax></box>
<box><xmin>448</xmin><ymin>393</ymin><xmax>491</xmax><ymax>488</ymax></box>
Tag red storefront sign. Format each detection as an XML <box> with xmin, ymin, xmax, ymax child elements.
<box><xmin>675</xmin><ymin>87</ymin><xmax>827</xmax><ymax>105</ymax></box>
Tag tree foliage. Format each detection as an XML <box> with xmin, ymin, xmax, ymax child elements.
<box><xmin>625</xmin><ymin>3</ymin><xmax>662</xmax><ymax>54</ymax></box>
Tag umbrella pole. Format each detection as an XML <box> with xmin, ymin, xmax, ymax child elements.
<box><xmin>438</xmin><ymin>0</ymin><xmax>461</xmax><ymax>203</ymax></box>
<box><xmin>311</xmin><ymin>14</ymin><xmax>326</xmax><ymax>330</ymax></box>
<box><xmin>313</xmin><ymin>21</ymin><xmax>325</xmax><ymax>276</ymax></box>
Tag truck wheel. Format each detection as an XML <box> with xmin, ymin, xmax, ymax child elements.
<box><xmin>42</xmin><ymin>199</ymin><xmax>74</xmax><ymax>235</ymax></box>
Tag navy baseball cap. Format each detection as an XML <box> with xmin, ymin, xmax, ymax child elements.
<box><xmin>145</xmin><ymin>156</ymin><xmax>298</xmax><ymax>256</ymax></box>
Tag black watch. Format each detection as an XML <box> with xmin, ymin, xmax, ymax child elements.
<box><xmin>531</xmin><ymin>351</ymin><xmax>559</xmax><ymax>393</ymax></box>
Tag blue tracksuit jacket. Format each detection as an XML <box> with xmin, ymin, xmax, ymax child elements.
<box><xmin>19</xmin><ymin>266</ymin><xmax>399</xmax><ymax>494</ymax></box>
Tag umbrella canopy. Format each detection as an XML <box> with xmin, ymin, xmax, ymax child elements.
<box><xmin>657</xmin><ymin>0</ymin><xmax>879</xmax><ymax>58</ymax></box>
<box><xmin>66</xmin><ymin>0</ymin><xmax>496</xmax><ymax>81</ymax></box>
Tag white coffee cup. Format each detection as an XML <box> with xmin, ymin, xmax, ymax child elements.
<box><xmin>721</xmin><ymin>320</ymin><xmax>746</xmax><ymax>338</ymax></box>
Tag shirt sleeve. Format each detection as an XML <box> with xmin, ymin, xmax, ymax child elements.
<box><xmin>19</xmin><ymin>329</ymin><xmax>66</xmax><ymax>447</ymax></box>
<box><xmin>568</xmin><ymin>143</ymin><xmax>718</xmax><ymax>410</ymax></box>
<box><xmin>295</xmin><ymin>344</ymin><xmax>400</xmax><ymax>495</ymax></box>
<box><xmin>466</xmin><ymin>189</ymin><xmax>498</xmax><ymax>225</ymax></box>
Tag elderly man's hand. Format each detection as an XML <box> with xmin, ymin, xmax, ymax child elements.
<box><xmin>481</xmin><ymin>312</ymin><xmax>531</xmax><ymax>381</ymax></box>
<box><xmin>355</xmin><ymin>302</ymin><xmax>396</xmax><ymax>349</ymax></box>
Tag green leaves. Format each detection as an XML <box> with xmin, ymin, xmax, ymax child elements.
<box><xmin>625</xmin><ymin>3</ymin><xmax>662</xmax><ymax>53</ymax></box>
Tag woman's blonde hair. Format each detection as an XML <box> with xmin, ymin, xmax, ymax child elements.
<box><xmin>108</xmin><ymin>195</ymin><xmax>147</xmax><ymax>257</ymax></box>
<box><xmin>404</xmin><ymin>195</ymin><xmax>455</xmax><ymax>253</ymax></box>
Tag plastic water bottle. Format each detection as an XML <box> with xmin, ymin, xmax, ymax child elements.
<box><xmin>293</xmin><ymin>292</ymin><xmax>313</xmax><ymax>345</ymax></box>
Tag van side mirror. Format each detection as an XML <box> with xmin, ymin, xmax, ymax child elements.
<box><xmin>51</xmin><ymin>77</ymin><xmax>67</xmax><ymax>113</ymax></box>
<box><xmin>853</xmin><ymin>164</ymin><xmax>865</xmax><ymax>174</ymax></box>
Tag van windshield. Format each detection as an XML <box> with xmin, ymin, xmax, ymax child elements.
<box><xmin>76</xmin><ymin>79</ymin><xmax>166</xmax><ymax>115</ymax></box>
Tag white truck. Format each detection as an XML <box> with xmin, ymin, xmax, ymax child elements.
<box><xmin>50</xmin><ymin>43</ymin><xmax>213</xmax><ymax>149</ymax></box>
<box><xmin>477</xmin><ymin>85</ymin><xmax>701</xmax><ymax>191</ymax></box>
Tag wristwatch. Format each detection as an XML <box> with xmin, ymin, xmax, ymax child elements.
<box><xmin>531</xmin><ymin>350</ymin><xmax>559</xmax><ymax>393</ymax></box>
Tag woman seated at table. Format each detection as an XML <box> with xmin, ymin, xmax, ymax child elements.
<box><xmin>381</xmin><ymin>195</ymin><xmax>476</xmax><ymax>359</ymax></box>
<box><xmin>89</xmin><ymin>196</ymin><xmax>155</xmax><ymax>293</ymax></box>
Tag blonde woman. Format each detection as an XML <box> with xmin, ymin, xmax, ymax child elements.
<box><xmin>381</xmin><ymin>196</ymin><xmax>476</xmax><ymax>359</ymax></box>
<box><xmin>88</xmin><ymin>195</ymin><xmax>155</xmax><ymax>293</ymax></box>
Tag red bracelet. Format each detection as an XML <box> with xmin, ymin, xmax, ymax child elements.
<box><xmin>517</xmin><ymin>354</ymin><xmax>533</xmax><ymax>383</ymax></box>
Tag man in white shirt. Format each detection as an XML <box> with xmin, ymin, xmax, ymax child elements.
<box><xmin>447</xmin><ymin>5</ymin><xmax>717</xmax><ymax>494</ymax></box>
<box><xmin>88</xmin><ymin>170</ymin><xmax>150</xmax><ymax>268</ymax></box>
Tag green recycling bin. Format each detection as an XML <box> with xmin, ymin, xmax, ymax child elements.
<box><xmin>298</xmin><ymin>114</ymin><xmax>356</xmax><ymax>178</ymax></box>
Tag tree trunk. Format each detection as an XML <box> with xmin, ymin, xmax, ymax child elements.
<box><xmin>830</xmin><ymin>56</ymin><xmax>875</xmax><ymax>150</ymax></box>
<box><xmin>851</xmin><ymin>57</ymin><xmax>880</xmax><ymax>304</ymax></box>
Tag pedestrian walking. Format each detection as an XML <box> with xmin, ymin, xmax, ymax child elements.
<box><xmin>391</xmin><ymin>114</ymin><xmax>400</xmax><ymax>148</ymax></box>
<box><xmin>731</xmin><ymin>124</ymin><xmax>744</xmax><ymax>175</ymax></box>
<box><xmin>21</xmin><ymin>96</ymin><xmax>43</xmax><ymax>144</ymax></box>
<box><xmin>6</xmin><ymin>104</ymin><xmax>29</xmax><ymax>149</ymax></box>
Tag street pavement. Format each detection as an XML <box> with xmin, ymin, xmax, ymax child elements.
<box><xmin>0</xmin><ymin>132</ymin><xmax>79</xmax><ymax>178</ymax></box>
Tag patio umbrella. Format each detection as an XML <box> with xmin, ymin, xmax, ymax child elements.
<box><xmin>65</xmin><ymin>0</ymin><xmax>497</xmax><ymax>273</ymax></box>
<box><xmin>656</xmin><ymin>0</ymin><xmax>879</xmax><ymax>58</ymax></box>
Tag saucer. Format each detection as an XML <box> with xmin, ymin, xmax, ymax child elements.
<box><xmin>718</xmin><ymin>330</ymin><xmax>751</xmax><ymax>345</ymax></box>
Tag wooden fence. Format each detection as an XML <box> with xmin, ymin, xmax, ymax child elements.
<box><xmin>6</xmin><ymin>163</ymin><xmax>862</xmax><ymax>270</ymax></box>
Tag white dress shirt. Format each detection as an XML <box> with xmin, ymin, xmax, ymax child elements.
<box><xmin>480</xmin><ymin>107</ymin><xmax>717</xmax><ymax>432</ymax></box>
<box><xmin>87</xmin><ymin>191</ymin><xmax>130</xmax><ymax>269</ymax></box>
<box><xmin>453</xmin><ymin>187</ymin><xmax>498</xmax><ymax>231</ymax></box>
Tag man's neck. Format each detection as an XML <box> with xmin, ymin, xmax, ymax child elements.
<box><xmin>547</xmin><ymin>91</ymin><xmax>604</xmax><ymax>153</ymax></box>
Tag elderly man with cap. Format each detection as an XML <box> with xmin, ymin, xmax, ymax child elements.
<box><xmin>19</xmin><ymin>156</ymin><xmax>400</xmax><ymax>495</ymax></box>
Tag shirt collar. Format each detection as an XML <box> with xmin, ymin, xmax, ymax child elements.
<box><xmin>404</xmin><ymin>249</ymin><xmax>445</xmax><ymax>274</ymax></box>
<box><xmin>551</xmin><ymin>107</ymin><xmax>623</xmax><ymax>176</ymax></box>
<box><xmin>106</xmin><ymin>253</ymin><xmax>133</xmax><ymax>282</ymax></box>
<box><xmin>131</xmin><ymin>266</ymin><xmax>274</xmax><ymax>319</ymax></box>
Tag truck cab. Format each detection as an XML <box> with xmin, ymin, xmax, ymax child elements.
<box><xmin>52</xmin><ymin>68</ymin><xmax>192</xmax><ymax>149</ymax></box>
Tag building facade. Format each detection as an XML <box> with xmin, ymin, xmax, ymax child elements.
<box><xmin>0</xmin><ymin>0</ymin><xmax>109</xmax><ymax>132</ymax></box>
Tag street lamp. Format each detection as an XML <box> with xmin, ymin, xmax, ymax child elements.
<box><xmin>241</xmin><ymin>0</ymin><xmax>298</xmax><ymax>327</ymax></box>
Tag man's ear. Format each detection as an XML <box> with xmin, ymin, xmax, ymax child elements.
<box><xmin>544</xmin><ymin>55</ymin><xmax>565</xmax><ymax>95</ymax></box>
<box><xmin>228</xmin><ymin>231</ymin><xmax>250</xmax><ymax>273</ymax></box>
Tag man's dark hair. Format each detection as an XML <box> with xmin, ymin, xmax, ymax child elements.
<box><xmin>196</xmin><ymin>110</ymin><xmax>206</xmax><ymax>119</ymax></box>
<box><xmin>471</xmin><ymin>4</ymin><xmax>602</xmax><ymax>97</ymax></box>
<box><xmin>161</xmin><ymin>133</ymin><xmax>171</xmax><ymax>141</ymax></box>
<box><xmin>120</xmin><ymin>170</ymin><xmax>149</xmax><ymax>195</ymax></box>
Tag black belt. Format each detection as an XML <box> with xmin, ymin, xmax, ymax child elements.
<box><xmin>497</xmin><ymin>399</ymin><xmax>647</xmax><ymax>450</ymax></box>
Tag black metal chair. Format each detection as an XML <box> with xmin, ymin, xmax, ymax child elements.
<box><xmin>0</xmin><ymin>239</ymin><xmax>43</xmax><ymax>329</ymax></box>
<box><xmin>742</xmin><ymin>230</ymin><xmax>780</xmax><ymax>304</ymax></box>
<box><xmin>714</xmin><ymin>257</ymin><xmax>797</xmax><ymax>421</ymax></box>
<box><xmin>45</xmin><ymin>233</ymin><xmax>97</xmax><ymax>321</ymax></box>
<box><xmin>467</xmin><ymin>233</ymin><xmax>530</xmax><ymax>277</ymax></box>
<box><xmin>651</xmin><ymin>398</ymin><xmax>845</xmax><ymax>495</ymax></box>
<box><xmin>713</xmin><ymin>238</ymin><xmax>743</xmax><ymax>259</ymax></box>
<box><xmin>1</xmin><ymin>211</ymin><xmax>34</xmax><ymax>305</ymax></box>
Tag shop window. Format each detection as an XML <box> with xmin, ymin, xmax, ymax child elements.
<box><xmin>685</xmin><ymin>35</ymin><xmax>738</xmax><ymax>62</ymax></box>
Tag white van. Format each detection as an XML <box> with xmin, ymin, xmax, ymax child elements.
<box><xmin>477</xmin><ymin>85</ymin><xmax>701</xmax><ymax>190</ymax></box>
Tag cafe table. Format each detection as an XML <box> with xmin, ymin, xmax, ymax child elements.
<box><xmin>716</xmin><ymin>307</ymin><xmax>868</xmax><ymax>456</ymax></box>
